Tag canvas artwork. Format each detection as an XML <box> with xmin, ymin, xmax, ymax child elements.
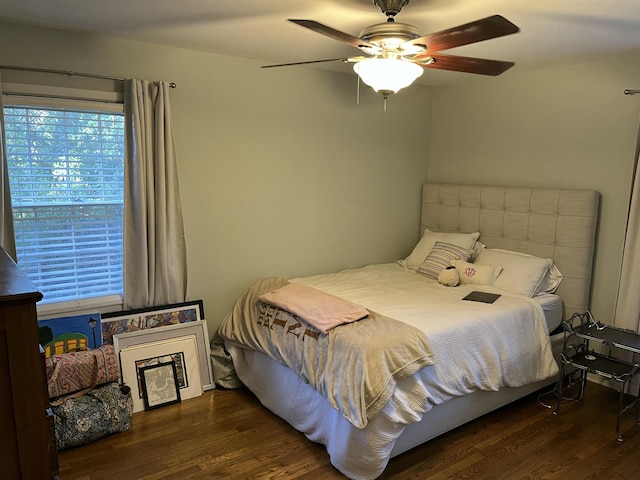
<box><xmin>100</xmin><ymin>300</ymin><xmax>204</xmax><ymax>345</ymax></box>
<box><xmin>38</xmin><ymin>313</ymin><xmax>102</xmax><ymax>358</ymax></box>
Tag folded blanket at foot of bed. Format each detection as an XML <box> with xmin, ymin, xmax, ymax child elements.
<box><xmin>219</xmin><ymin>276</ymin><xmax>435</xmax><ymax>428</ymax></box>
<box><xmin>258</xmin><ymin>282</ymin><xmax>369</xmax><ymax>333</ymax></box>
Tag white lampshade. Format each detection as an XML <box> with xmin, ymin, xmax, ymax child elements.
<box><xmin>353</xmin><ymin>58</ymin><xmax>423</xmax><ymax>95</ymax></box>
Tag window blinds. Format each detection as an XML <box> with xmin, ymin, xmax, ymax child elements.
<box><xmin>4</xmin><ymin>104</ymin><xmax>125</xmax><ymax>303</ymax></box>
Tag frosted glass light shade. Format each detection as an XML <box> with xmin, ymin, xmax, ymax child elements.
<box><xmin>353</xmin><ymin>58</ymin><xmax>423</xmax><ymax>94</ymax></box>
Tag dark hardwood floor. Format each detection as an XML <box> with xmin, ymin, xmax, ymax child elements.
<box><xmin>58</xmin><ymin>381</ymin><xmax>640</xmax><ymax>479</ymax></box>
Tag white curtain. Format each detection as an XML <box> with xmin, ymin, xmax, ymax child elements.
<box><xmin>614</xmin><ymin>120</ymin><xmax>640</xmax><ymax>332</ymax></box>
<box><xmin>124</xmin><ymin>79</ymin><xmax>187</xmax><ymax>309</ymax></box>
<box><xmin>0</xmin><ymin>73</ymin><xmax>16</xmax><ymax>260</ymax></box>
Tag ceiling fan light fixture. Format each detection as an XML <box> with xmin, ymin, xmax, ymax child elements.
<box><xmin>353</xmin><ymin>57</ymin><xmax>423</xmax><ymax>95</ymax></box>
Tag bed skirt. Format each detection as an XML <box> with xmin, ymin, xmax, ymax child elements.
<box><xmin>227</xmin><ymin>332</ymin><xmax>563</xmax><ymax>480</ymax></box>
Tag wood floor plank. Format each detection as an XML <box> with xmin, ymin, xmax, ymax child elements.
<box><xmin>58</xmin><ymin>382</ymin><xmax>640</xmax><ymax>479</ymax></box>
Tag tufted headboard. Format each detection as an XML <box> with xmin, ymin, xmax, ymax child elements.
<box><xmin>421</xmin><ymin>183</ymin><xmax>600</xmax><ymax>320</ymax></box>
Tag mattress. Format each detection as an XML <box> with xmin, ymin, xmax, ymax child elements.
<box><xmin>224</xmin><ymin>262</ymin><xmax>560</xmax><ymax>479</ymax></box>
<box><xmin>536</xmin><ymin>293</ymin><xmax>563</xmax><ymax>332</ymax></box>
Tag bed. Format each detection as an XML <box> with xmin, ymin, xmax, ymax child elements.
<box><xmin>217</xmin><ymin>183</ymin><xmax>599</xmax><ymax>480</ymax></box>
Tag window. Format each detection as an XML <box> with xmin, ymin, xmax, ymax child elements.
<box><xmin>3</xmin><ymin>98</ymin><xmax>125</xmax><ymax>306</ymax></box>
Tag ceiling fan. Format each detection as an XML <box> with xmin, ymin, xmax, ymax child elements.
<box><xmin>262</xmin><ymin>0</ymin><xmax>520</xmax><ymax>98</ymax></box>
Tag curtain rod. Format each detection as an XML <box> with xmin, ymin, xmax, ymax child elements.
<box><xmin>0</xmin><ymin>64</ymin><xmax>176</xmax><ymax>88</ymax></box>
<box><xmin>625</xmin><ymin>89</ymin><xmax>640</xmax><ymax>95</ymax></box>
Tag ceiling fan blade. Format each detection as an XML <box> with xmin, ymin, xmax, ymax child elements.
<box><xmin>420</xmin><ymin>53</ymin><xmax>515</xmax><ymax>76</ymax></box>
<box><xmin>288</xmin><ymin>19</ymin><xmax>377</xmax><ymax>51</ymax></box>
<box><xmin>261</xmin><ymin>58</ymin><xmax>349</xmax><ymax>68</ymax></box>
<box><xmin>406</xmin><ymin>15</ymin><xmax>519</xmax><ymax>54</ymax></box>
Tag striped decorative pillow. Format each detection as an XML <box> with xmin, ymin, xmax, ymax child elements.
<box><xmin>418</xmin><ymin>242</ymin><xmax>474</xmax><ymax>279</ymax></box>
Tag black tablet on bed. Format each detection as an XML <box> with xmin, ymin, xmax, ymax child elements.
<box><xmin>462</xmin><ymin>291</ymin><xmax>501</xmax><ymax>304</ymax></box>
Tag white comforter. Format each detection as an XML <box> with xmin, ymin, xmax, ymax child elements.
<box><xmin>227</xmin><ymin>263</ymin><xmax>559</xmax><ymax>479</ymax></box>
<box><xmin>291</xmin><ymin>263</ymin><xmax>559</xmax><ymax>423</ymax></box>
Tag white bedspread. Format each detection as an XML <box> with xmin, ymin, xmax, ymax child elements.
<box><xmin>292</xmin><ymin>263</ymin><xmax>559</xmax><ymax>420</ymax></box>
<box><xmin>227</xmin><ymin>263</ymin><xmax>560</xmax><ymax>480</ymax></box>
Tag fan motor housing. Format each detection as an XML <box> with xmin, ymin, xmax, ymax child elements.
<box><xmin>359</xmin><ymin>22</ymin><xmax>420</xmax><ymax>43</ymax></box>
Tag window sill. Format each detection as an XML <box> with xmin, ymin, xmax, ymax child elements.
<box><xmin>37</xmin><ymin>295</ymin><xmax>124</xmax><ymax>320</ymax></box>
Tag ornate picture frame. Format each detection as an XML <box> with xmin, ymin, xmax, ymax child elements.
<box><xmin>101</xmin><ymin>300</ymin><xmax>204</xmax><ymax>345</ymax></box>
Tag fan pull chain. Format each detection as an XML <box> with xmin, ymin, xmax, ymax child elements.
<box><xmin>355</xmin><ymin>75</ymin><xmax>389</xmax><ymax>111</ymax></box>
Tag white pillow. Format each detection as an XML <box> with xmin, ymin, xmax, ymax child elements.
<box><xmin>452</xmin><ymin>259</ymin><xmax>503</xmax><ymax>286</ymax></box>
<box><xmin>487</xmin><ymin>249</ymin><xmax>563</xmax><ymax>294</ymax></box>
<box><xmin>474</xmin><ymin>248</ymin><xmax>553</xmax><ymax>297</ymax></box>
<box><xmin>471</xmin><ymin>241</ymin><xmax>486</xmax><ymax>261</ymax></box>
<box><xmin>403</xmin><ymin>229</ymin><xmax>480</xmax><ymax>270</ymax></box>
<box><xmin>538</xmin><ymin>263</ymin><xmax>563</xmax><ymax>294</ymax></box>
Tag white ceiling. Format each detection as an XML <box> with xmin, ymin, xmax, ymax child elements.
<box><xmin>2</xmin><ymin>0</ymin><xmax>640</xmax><ymax>86</ymax></box>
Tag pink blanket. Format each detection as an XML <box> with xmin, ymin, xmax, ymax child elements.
<box><xmin>258</xmin><ymin>282</ymin><xmax>369</xmax><ymax>333</ymax></box>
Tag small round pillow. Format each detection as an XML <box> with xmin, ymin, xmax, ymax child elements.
<box><xmin>438</xmin><ymin>265</ymin><xmax>460</xmax><ymax>287</ymax></box>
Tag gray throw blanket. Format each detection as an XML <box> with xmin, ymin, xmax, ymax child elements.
<box><xmin>218</xmin><ymin>277</ymin><xmax>434</xmax><ymax>428</ymax></box>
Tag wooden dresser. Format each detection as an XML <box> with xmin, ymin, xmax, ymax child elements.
<box><xmin>0</xmin><ymin>247</ymin><xmax>58</xmax><ymax>479</ymax></box>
